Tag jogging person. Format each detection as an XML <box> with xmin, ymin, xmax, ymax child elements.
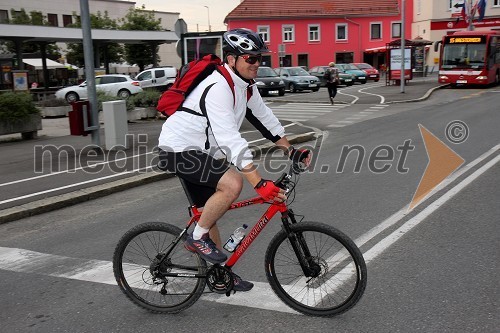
<box><xmin>157</xmin><ymin>28</ymin><xmax>311</xmax><ymax>291</ymax></box>
<box><xmin>324</xmin><ymin>62</ymin><xmax>339</xmax><ymax>105</ymax></box>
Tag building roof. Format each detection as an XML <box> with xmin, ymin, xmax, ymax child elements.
<box><xmin>225</xmin><ymin>0</ymin><xmax>400</xmax><ymax>22</ymax></box>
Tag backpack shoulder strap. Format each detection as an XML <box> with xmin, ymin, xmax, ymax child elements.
<box><xmin>216</xmin><ymin>65</ymin><xmax>236</xmax><ymax>105</ymax></box>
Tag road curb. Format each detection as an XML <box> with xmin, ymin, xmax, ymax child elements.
<box><xmin>0</xmin><ymin>132</ymin><xmax>319</xmax><ymax>225</ymax></box>
<box><xmin>385</xmin><ymin>84</ymin><xmax>449</xmax><ymax>104</ymax></box>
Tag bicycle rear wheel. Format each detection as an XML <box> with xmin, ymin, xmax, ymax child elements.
<box><xmin>265</xmin><ymin>221</ymin><xmax>367</xmax><ymax>317</ymax></box>
<box><xmin>113</xmin><ymin>222</ymin><xmax>206</xmax><ymax>313</ymax></box>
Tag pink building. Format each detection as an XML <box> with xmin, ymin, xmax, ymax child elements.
<box><xmin>225</xmin><ymin>0</ymin><xmax>413</xmax><ymax>70</ymax></box>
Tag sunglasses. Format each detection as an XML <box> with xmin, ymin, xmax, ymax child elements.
<box><xmin>240</xmin><ymin>54</ymin><xmax>262</xmax><ymax>64</ymax></box>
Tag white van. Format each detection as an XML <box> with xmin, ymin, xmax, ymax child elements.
<box><xmin>135</xmin><ymin>67</ymin><xmax>177</xmax><ymax>91</ymax></box>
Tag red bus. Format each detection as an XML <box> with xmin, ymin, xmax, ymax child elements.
<box><xmin>436</xmin><ymin>30</ymin><xmax>500</xmax><ymax>86</ymax></box>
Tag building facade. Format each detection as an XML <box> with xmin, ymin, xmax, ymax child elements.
<box><xmin>412</xmin><ymin>0</ymin><xmax>500</xmax><ymax>70</ymax></box>
<box><xmin>225</xmin><ymin>0</ymin><xmax>413</xmax><ymax>70</ymax></box>
<box><xmin>225</xmin><ymin>0</ymin><xmax>500</xmax><ymax>71</ymax></box>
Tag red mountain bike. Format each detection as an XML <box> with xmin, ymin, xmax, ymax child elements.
<box><xmin>113</xmin><ymin>164</ymin><xmax>367</xmax><ymax>317</ymax></box>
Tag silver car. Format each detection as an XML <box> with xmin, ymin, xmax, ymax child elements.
<box><xmin>55</xmin><ymin>74</ymin><xmax>143</xmax><ymax>103</ymax></box>
<box><xmin>274</xmin><ymin>67</ymin><xmax>320</xmax><ymax>93</ymax></box>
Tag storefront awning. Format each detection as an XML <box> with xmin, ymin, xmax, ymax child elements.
<box><xmin>364</xmin><ymin>46</ymin><xmax>387</xmax><ymax>53</ymax></box>
<box><xmin>23</xmin><ymin>58</ymin><xmax>66</xmax><ymax>70</ymax></box>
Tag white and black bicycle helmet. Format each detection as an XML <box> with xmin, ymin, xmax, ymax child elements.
<box><xmin>223</xmin><ymin>28</ymin><xmax>269</xmax><ymax>55</ymax></box>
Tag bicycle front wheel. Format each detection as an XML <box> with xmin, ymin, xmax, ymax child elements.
<box><xmin>265</xmin><ymin>221</ymin><xmax>367</xmax><ymax>317</ymax></box>
<box><xmin>113</xmin><ymin>222</ymin><xmax>207</xmax><ymax>313</ymax></box>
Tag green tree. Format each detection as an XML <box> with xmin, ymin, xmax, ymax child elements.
<box><xmin>120</xmin><ymin>6</ymin><xmax>162</xmax><ymax>71</ymax></box>
<box><xmin>65</xmin><ymin>11</ymin><xmax>123</xmax><ymax>67</ymax></box>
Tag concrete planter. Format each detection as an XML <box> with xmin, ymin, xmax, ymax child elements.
<box><xmin>127</xmin><ymin>107</ymin><xmax>157</xmax><ymax>120</ymax></box>
<box><xmin>0</xmin><ymin>114</ymin><xmax>42</xmax><ymax>139</ymax></box>
<box><xmin>146</xmin><ymin>107</ymin><xmax>158</xmax><ymax>118</ymax></box>
<box><xmin>40</xmin><ymin>106</ymin><xmax>71</xmax><ymax>117</ymax></box>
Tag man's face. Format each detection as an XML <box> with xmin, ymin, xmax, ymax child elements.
<box><xmin>228</xmin><ymin>54</ymin><xmax>262</xmax><ymax>80</ymax></box>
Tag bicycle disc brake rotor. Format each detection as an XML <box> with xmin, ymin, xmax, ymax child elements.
<box><xmin>206</xmin><ymin>265</ymin><xmax>233</xmax><ymax>293</ymax></box>
<box><xmin>306</xmin><ymin>257</ymin><xmax>329</xmax><ymax>287</ymax></box>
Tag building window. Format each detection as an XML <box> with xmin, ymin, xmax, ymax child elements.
<box><xmin>371</xmin><ymin>23</ymin><xmax>382</xmax><ymax>40</ymax></box>
<box><xmin>63</xmin><ymin>14</ymin><xmax>73</xmax><ymax>27</ymax></box>
<box><xmin>283</xmin><ymin>25</ymin><xmax>295</xmax><ymax>42</ymax></box>
<box><xmin>392</xmin><ymin>22</ymin><xmax>402</xmax><ymax>38</ymax></box>
<box><xmin>257</xmin><ymin>25</ymin><xmax>270</xmax><ymax>43</ymax></box>
<box><xmin>494</xmin><ymin>0</ymin><xmax>499</xmax><ymax>6</ymax></box>
<box><xmin>47</xmin><ymin>13</ymin><xmax>58</xmax><ymax>27</ymax></box>
<box><xmin>336</xmin><ymin>24</ymin><xmax>348</xmax><ymax>41</ymax></box>
<box><xmin>308</xmin><ymin>24</ymin><xmax>320</xmax><ymax>42</ymax></box>
<box><xmin>0</xmin><ymin>10</ymin><xmax>8</xmax><ymax>23</ymax></box>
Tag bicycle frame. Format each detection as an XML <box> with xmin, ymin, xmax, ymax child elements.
<box><xmin>184</xmin><ymin>196</ymin><xmax>289</xmax><ymax>269</ymax></box>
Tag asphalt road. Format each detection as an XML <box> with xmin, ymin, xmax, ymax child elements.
<box><xmin>0</xmin><ymin>86</ymin><xmax>499</xmax><ymax>332</ymax></box>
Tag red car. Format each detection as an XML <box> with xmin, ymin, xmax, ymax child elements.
<box><xmin>352</xmin><ymin>63</ymin><xmax>380</xmax><ymax>82</ymax></box>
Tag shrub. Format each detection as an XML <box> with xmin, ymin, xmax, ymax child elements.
<box><xmin>37</xmin><ymin>98</ymin><xmax>69</xmax><ymax>107</ymax></box>
<box><xmin>0</xmin><ymin>92</ymin><xmax>40</xmax><ymax>122</ymax></box>
<box><xmin>129</xmin><ymin>88</ymin><xmax>161</xmax><ymax>107</ymax></box>
<box><xmin>96</xmin><ymin>91</ymin><xmax>134</xmax><ymax>111</ymax></box>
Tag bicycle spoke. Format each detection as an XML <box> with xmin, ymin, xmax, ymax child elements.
<box><xmin>113</xmin><ymin>222</ymin><xmax>206</xmax><ymax>313</ymax></box>
<box><xmin>265</xmin><ymin>222</ymin><xmax>366</xmax><ymax>316</ymax></box>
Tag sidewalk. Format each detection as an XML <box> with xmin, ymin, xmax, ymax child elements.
<box><xmin>263</xmin><ymin>73</ymin><xmax>447</xmax><ymax>104</ymax></box>
<box><xmin>367</xmin><ymin>74</ymin><xmax>447</xmax><ymax>104</ymax></box>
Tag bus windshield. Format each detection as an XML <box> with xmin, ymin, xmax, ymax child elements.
<box><xmin>442</xmin><ymin>43</ymin><xmax>487</xmax><ymax>69</ymax></box>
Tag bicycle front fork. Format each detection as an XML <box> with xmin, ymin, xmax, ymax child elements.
<box><xmin>281</xmin><ymin>210</ymin><xmax>320</xmax><ymax>278</ymax></box>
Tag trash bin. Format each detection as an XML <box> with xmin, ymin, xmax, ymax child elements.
<box><xmin>68</xmin><ymin>100</ymin><xmax>90</xmax><ymax>136</ymax></box>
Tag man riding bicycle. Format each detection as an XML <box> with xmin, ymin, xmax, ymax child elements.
<box><xmin>158</xmin><ymin>28</ymin><xmax>311</xmax><ymax>291</ymax></box>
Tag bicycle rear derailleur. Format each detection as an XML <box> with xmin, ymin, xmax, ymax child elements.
<box><xmin>206</xmin><ymin>264</ymin><xmax>234</xmax><ymax>296</ymax></box>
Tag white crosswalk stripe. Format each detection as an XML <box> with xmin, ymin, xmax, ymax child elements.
<box><xmin>269</xmin><ymin>103</ymin><xmax>347</xmax><ymax>121</ymax></box>
<box><xmin>0</xmin><ymin>246</ymin><xmax>298</xmax><ymax>314</ymax></box>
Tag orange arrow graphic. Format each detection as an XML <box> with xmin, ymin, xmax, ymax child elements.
<box><xmin>409</xmin><ymin>124</ymin><xmax>465</xmax><ymax>210</ymax></box>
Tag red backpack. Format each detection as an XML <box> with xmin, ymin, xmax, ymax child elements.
<box><xmin>157</xmin><ymin>54</ymin><xmax>251</xmax><ymax>117</ymax></box>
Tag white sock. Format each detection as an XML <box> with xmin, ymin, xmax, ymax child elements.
<box><xmin>193</xmin><ymin>225</ymin><xmax>210</xmax><ymax>240</ymax></box>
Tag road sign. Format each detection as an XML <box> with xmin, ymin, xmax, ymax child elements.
<box><xmin>451</xmin><ymin>0</ymin><xmax>464</xmax><ymax>18</ymax></box>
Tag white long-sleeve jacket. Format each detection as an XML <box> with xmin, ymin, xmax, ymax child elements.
<box><xmin>158</xmin><ymin>63</ymin><xmax>285</xmax><ymax>170</ymax></box>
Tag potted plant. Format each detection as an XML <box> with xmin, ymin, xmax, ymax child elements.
<box><xmin>129</xmin><ymin>89</ymin><xmax>161</xmax><ymax>119</ymax></box>
<box><xmin>37</xmin><ymin>98</ymin><xmax>71</xmax><ymax>117</ymax></box>
<box><xmin>0</xmin><ymin>92</ymin><xmax>42</xmax><ymax>139</ymax></box>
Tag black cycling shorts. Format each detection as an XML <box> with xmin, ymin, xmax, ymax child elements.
<box><xmin>158</xmin><ymin>149</ymin><xmax>230</xmax><ymax>207</ymax></box>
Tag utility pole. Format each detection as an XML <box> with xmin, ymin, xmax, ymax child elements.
<box><xmin>468</xmin><ymin>0</ymin><xmax>474</xmax><ymax>31</ymax></box>
<box><xmin>79</xmin><ymin>0</ymin><xmax>100</xmax><ymax>147</ymax></box>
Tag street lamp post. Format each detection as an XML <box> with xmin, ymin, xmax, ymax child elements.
<box><xmin>204</xmin><ymin>6</ymin><xmax>211</xmax><ymax>32</ymax></box>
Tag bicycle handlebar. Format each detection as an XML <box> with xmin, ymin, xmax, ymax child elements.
<box><xmin>274</xmin><ymin>163</ymin><xmax>305</xmax><ymax>190</ymax></box>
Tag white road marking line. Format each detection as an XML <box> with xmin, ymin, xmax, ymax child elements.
<box><xmin>0</xmin><ymin>246</ymin><xmax>298</xmax><ymax>314</ymax></box>
<box><xmin>363</xmin><ymin>153</ymin><xmax>500</xmax><ymax>263</ymax></box>
<box><xmin>1</xmin><ymin>148</ymin><xmax>496</xmax><ymax>314</ymax></box>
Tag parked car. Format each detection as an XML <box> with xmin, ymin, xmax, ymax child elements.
<box><xmin>255</xmin><ymin>66</ymin><xmax>285</xmax><ymax>96</ymax></box>
<box><xmin>55</xmin><ymin>74</ymin><xmax>143</xmax><ymax>103</ymax></box>
<box><xmin>274</xmin><ymin>67</ymin><xmax>320</xmax><ymax>93</ymax></box>
<box><xmin>135</xmin><ymin>67</ymin><xmax>177</xmax><ymax>91</ymax></box>
<box><xmin>309</xmin><ymin>66</ymin><xmax>354</xmax><ymax>87</ymax></box>
<box><xmin>336</xmin><ymin>64</ymin><xmax>367</xmax><ymax>84</ymax></box>
<box><xmin>352</xmin><ymin>63</ymin><xmax>380</xmax><ymax>82</ymax></box>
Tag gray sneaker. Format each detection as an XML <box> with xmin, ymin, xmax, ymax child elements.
<box><xmin>185</xmin><ymin>233</ymin><xmax>227</xmax><ymax>264</ymax></box>
<box><xmin>232</xmin><ymin>272</ymin><xmax>254</xmax><ymax>292</ymax></box>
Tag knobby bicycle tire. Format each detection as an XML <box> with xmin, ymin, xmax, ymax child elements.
<box><xmin>265</xmin><ymin>221</ymin><xmax>367</xmax><ymax>317</ymax></box>
<box><xmin>113</xmin><ymin>222</ymin><xmax>207</xmax><ymax>314</ymax></box>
